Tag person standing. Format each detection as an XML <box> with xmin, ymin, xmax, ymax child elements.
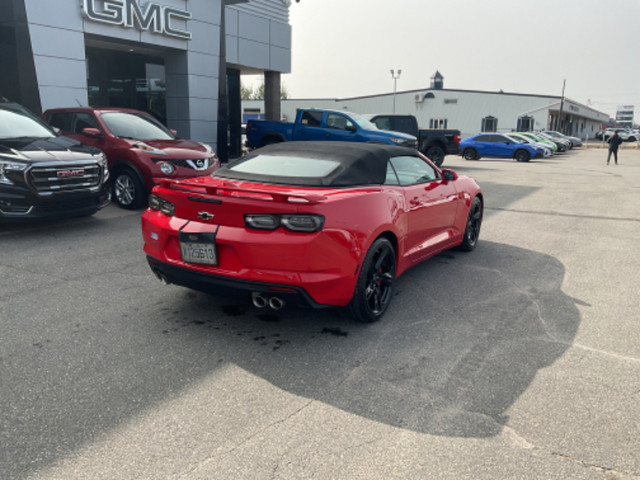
<box><xmin>607</xmin><ymin>130</ymin><xmax>623</xmax><ymax>165</ymax></box>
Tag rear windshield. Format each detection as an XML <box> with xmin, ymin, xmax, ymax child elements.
<box><xmin>227</xmin><ymin>154</ymin><xmax>340</xmax><ymax>178</ymax></box>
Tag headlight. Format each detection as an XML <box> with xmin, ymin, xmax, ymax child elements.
<box><xmin>148</xmin><ymin>194</ymin><xmax>175</xmax><ymax>216</ymax></box>
<box><xmin>389</xmin><ymin>137</ymin><xmax>407</xmax><ymax>145</ymax></box>
<box><xmin>199</xmin><ymin>142</ymin><xmax>213</xmax><ymax>155</ymax></box>
<box><xmin>0</xmin><ymin>161</ymin><xmax>28</xmax><ymax>185</ymax></box>
<box><xmin>97</xmin><ymin>154</ymin><xmax>109</xmax><ymax>181</ymax></box>
<box><xmin>133</xmin><ymin>142</ymin><xmax>167</xmax><ymax>155</ymax></box>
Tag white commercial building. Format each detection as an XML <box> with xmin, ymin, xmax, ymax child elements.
<box><xmin>244</xmin><ymin>72</ymin><xmax>610</xmax><ymax>140</ymax></box>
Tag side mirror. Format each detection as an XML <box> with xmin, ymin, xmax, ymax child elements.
<box><xmin>170</xmin><ymin>129</ymin><xmax>178</xmax><ymax>136</ymax></box>
<box><xmin>442</xmin><ymin>169</ymin><xmax>457</xmax><ymax>181</ymax></box>
<box><xmin>82</xmin><ymin>127</ymin><xmax>101</xmax><ymax>138</ymax></box>
<box><xmin>346</xmin><ymin>124</ymin><xmax>357</xmax><ymax>133</ymax></box>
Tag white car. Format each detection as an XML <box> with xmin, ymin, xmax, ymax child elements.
<box><xmin>603</xmin><ymin>128</ymin><xmax>637</xmax><ymax>142</ymax></box>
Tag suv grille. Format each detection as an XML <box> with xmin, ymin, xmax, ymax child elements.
<box><xmin>28</xmin><ymin>164</ymin><xmax>102</xmax><ymax>195</ymax></box>
<box><xmin>152</xmin><ymin>157</ymin><xmax>211</xmax><ymax>171</ymax></box>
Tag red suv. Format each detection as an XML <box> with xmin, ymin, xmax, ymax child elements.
<box><xmin>42</xmin><ymin>107</ymin><xmax>220</xmax><ymax>209</ymax></box>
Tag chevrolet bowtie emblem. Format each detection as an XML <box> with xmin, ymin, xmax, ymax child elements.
<box><xmin>197</xmin><ymin>211</ymin><xmax>215</xmax><ymax>220</ymax></box>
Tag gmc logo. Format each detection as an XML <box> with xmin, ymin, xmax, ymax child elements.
<box><xmin>57</xmin><ymin>169</ymin><xmax>85</xmax><ymax>178</ymax></box>
<box><xmin>82</xmin><ymin>0</ymin><xmax>192</xmax><ymax>40</ymax></box>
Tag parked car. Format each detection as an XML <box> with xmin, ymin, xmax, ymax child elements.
<box><xmin>0</xmin><ymin>99</ymin><xmax>110</xmax><ymax>221</ymax></box>
<box><xmin>541</xmin><ymin>130</ymin><xmax>582</xmax><ymax>147</ymax></box>
<box><xmin>364</xmin><ymin>113</ymin><xmax>460</xmax><ymax>167</ymax></box>
<box><xmin>42</xmin><ymin>107</ymin><xmax>220</xmax><ymax>209</ymax></box>
<box><xmin>460</xmin><ymin>133</ymin><xmax>544</xmax><ymax>162</ymax></box>
<box><xmin>602</xmin><ymin>128</ymin><xmax>637</xmax><ymax>142</ymax></box>
<box><xmin>506</xmin><ymin>133</ymin><xmax>553</xmax><ymax>157</ymax></box>
<box><xmin>534</xmin><ymin>131</ymin><xmax>571</xmax><ymax>152</ymax></box>
<box><xmin>245</xmin><ymin>108</ymin><xmax>417</xmax><ymax>150</ymax></box>
<box><xmin>514</xmin><ymin>132</ymin><xmax>558</xmax><ymax>153</ymax></box>
<box><xmin>142</xmin><ymin>142</ymin><xmax>483</xmax><ymax>323</ymax></box>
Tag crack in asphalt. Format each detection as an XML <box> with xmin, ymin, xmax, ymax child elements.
<box><xmin>569</xmin><ymin>342</ymin><xmax>640</xmax><ymax>364</ymax></box>
<box><xmin>0</xmin><ymin>263</ymin><xmax>37</xmax><ymax>274</ymax></box>
<box><xmin>501</xmin><ymin>427</ymin><xmax>640</xmax><ymax>479</ymax></box>
<box><xmin>176</xmin><ymin>399</ymin><xmax>315</xmax><ymax>480</ymax></box>
<box><xmin>461</xmin><ymin>264</ymin><xmax>560</xmax><ymax>343</ymax></box>
<box><xmin>486</xmin><ymin>206</ymin><xmax>640</xmax><ymax>223</ymax></box>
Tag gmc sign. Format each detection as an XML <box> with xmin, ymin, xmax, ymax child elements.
<box><xmin>82</xmin><ymin>0</ymin><xmax>192</xmax><ymax>40</ymax></box>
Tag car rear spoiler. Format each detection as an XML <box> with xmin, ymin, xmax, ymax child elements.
<box><xmin>154</xmin><ymin>177</ymin><xmax>327</xmax><ymax>205</ymax></box>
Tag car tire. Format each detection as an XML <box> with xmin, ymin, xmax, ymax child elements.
<box><xmin>425</xmin><ymin>145</ymin><xmax>445</xmax><ymax>167</ymax></box>
<box><xmin>112</xmin><ymin>168</ymin><xmax>146</xmax><ymax>209</ymax></box>
<box><xmin>462</xmin><ymin>148</ymin><xmax>478</xmax><ymax>160</ymax></box>
<box><xmin>349</xmin><ymin>237</ymin><xmax>396</xmax><ymax>323</ymax></box>
<box><xmin>514</xmin><ymin>149</ymin><xmax>531</xmax><ymax>162</ymax></box>
<box><xmin>458</xmin><ymin>196</ymin><xmax>483</xmax><ymax>252</ymax></box>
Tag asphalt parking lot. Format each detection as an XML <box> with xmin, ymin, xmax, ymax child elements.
<box><xmin>1</xmin><ymin>146</ymin><xmax>639</xmax><ymax>480</ymax></box>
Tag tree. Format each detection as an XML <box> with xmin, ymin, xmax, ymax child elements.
<box><xmin>240</xmin><ymin>82</ymin><xmax>289</xmax><ymax>100</ymax></box>
<box><xmin>240</xmin><ymin>85</ymin><xmax>254</xmax><ymax>100</ymax></box>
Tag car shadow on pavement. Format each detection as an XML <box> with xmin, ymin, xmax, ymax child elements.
<box><xmin>157</xmin><ymin>239</ymin><xmax>578</xmax><ymax>439</ymax></box>
<box><xmin>0</xmin><ymin>220</ymin><xmax>579</xmax><ymax>478</ymax></box>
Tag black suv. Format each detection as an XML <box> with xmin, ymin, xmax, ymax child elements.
<box><xmin>0</xmin><ymin>100</ymin><xmax>110</xmax><ymax>220</ymax></box>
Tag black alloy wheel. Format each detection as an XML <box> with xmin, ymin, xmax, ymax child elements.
<box><xmin>458</xmin><ymin>196</ymin><xmax>483</xmax><ymax>252</ymax></box>
<box><xmin>349</xmin><ymin>237</ymin><xmax>396</xmax><ymax>323</ymax></box>
<box><xmin>514</xmin><ymin>149</ymin><xmax>531</xmax><ymax>162</ymax></box>
<box><xmin>462</xmin><ymin>148</ymin><xmax>478</xmax><ymax>160</ymax></box>
<box><xmin>425</xmin><ymin>145</ymin><xmax>445</xmax><ymax>167</ymax></box>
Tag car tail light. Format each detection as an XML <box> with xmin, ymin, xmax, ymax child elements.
<box><xmin>245</xmin><ymin>214</ymin><xmax>324</xmax><ymax>232</ymax></box>
<box><xmin>245</xmin><ymin>214</ymin><xmax>279</xmax><ymax>230</ymax></box>
<box><xmin>454</xmin><ymin>134</ymin><xmax>461</xmax><ymax>145</ymax></box>
<box><xmin>281</xmin><ymin>215</ymin><xmax>324</xmax><ymax>232</ymax></box>
<box><xmin>149</xmin><ymin>194</ymin><xmax>175</xmax><ymax>216</ymax></box>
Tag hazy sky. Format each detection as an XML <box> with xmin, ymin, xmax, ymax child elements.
<box><xmin>269</xmin><ymin>0</ymin><xmax>639</xmax><ymax>120</ymax></box>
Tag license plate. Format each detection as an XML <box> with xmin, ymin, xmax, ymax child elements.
<box><xmin>179</xmin><ymin>232</ymin><xmax>217</xmax><ymax>265</ymax></box>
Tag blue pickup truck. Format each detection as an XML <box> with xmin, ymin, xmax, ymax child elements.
<box><xmin>245</xmin><ymin>108</ymin><xmax>417</xmax><ymax>149</ymax></box>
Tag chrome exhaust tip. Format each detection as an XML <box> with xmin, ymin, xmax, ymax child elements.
<box><xmin>251</xmin><ymin>292</ymin><xmax>268</xmax><ymax>308</ymax></box>
<box><xmin>268</xmin><ymin>296</ymin><xmax>285</xmax><ymax>311</ymax></box>
<box><xmin>152</xmin><ymin>268</ymin><xmax>170</xmax><ymax>285</ymax></box>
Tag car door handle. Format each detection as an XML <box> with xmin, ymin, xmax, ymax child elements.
<box><xmin>410</xmin><ymin>197</ymin><xmax>421</xmax><ymax>206</ymax></box>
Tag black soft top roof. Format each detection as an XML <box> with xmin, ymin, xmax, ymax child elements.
<box><xmin>214</xmin><ymin>141</ymin><xmax>419</xmax><ymax>187</ymax></box>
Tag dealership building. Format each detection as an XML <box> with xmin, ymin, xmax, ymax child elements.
<box><xmin>244</xmin><ymin>72</ymin><xmax>611</xmax><ymax>140</ymax></box>
<box><xmin>1</xmin><ymin>0</ymin><xmax>292</xmax><ymax>160</ymax></box>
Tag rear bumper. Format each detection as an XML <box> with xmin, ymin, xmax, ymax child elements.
<box><xmin>146</xmin><ymin>256</ymin><xmax>328</xmax><ymax>308</ymax></box>
<box><xmin>141</xmin><ymin>210</ymin><xmax>361</xmax><ymax>307</ymax></box>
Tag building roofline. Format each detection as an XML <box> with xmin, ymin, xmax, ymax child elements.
<box><xmin>284</xmin><ymin>87</ymin><xmax>609</xmax><ymax>118</ymax></box>
<box><xmin>289</xmin><ymin>87</ymin><xmax>564</xmax><ymax>102</ymax></box>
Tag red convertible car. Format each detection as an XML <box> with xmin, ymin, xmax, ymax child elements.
<box><xmin>141</xmin><ymin>142</ymin><xmax>483</xmax><ymax>322</ymax></box>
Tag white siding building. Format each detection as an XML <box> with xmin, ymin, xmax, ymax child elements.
<box><xmin>244</xmin><ymin>74</ymin><xmax>610</xmax><ymax>140</ymax></box>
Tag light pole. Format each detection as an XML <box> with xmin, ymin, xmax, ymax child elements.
<box><xmin>390</xmin><ymin>69</ymin><xmax>401</xmax><ymax>113</ymax></box>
